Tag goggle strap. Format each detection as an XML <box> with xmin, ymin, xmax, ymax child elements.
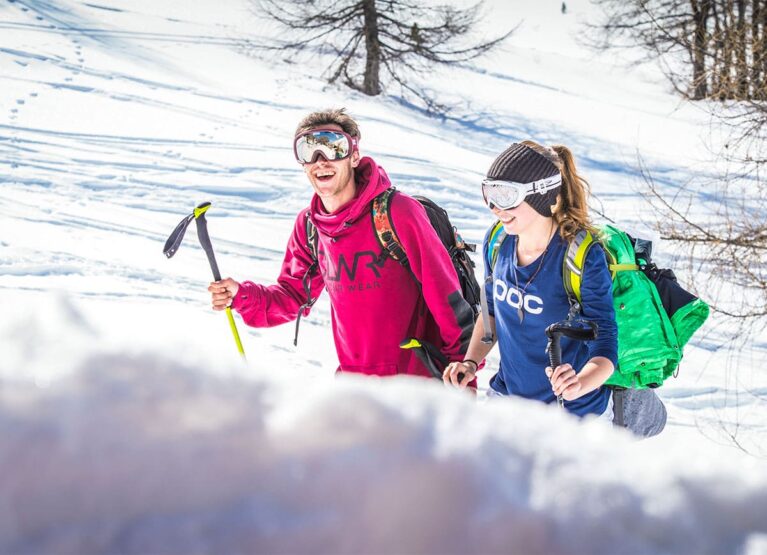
<box><xmin>529</xmin><ymin>175</ymin><xmax>562</xmax><ymax>195</ymax></box>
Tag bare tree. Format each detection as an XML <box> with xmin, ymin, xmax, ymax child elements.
<box><xmin>254</xmin><ymin>0</ymin><xmax>514</xmax><ymax>112</ymax></box>
<box><xmin>692</xmin><ymin>0</ymin><xmax>713</xmax><ymax>98</ymax></box>
<box><xmin>587</xmin><ymin>1</ymin><xmax>767</xmax><ymax>335</ymax></box>
<box><xmin>641</xmin><ymin>162</ymin><xmax>767</xmax><ymax>327</ymax></box>
<box><xmin>586</xmin><ymin>1</ymin><xmax>702</xmax><ymax>93</ymax></box>
<box><xmin>588</xmin><ymin>0</ymin><xmax>767</xmax><ymax>101</ymax></box>
<box><xmin>628</xmin><ymin>142</ymin><xmax>767</xmax><ymax>455</ymax></box>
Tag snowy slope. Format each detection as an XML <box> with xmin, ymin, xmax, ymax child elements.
<box><xmin>1</xmin><ymin>0</ymin><xmax>767</xmax><ymax>552</ymax></box>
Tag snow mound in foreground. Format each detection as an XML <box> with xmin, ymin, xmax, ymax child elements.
<box><xmin>1</xmin><ymin>297</ymin><xmax>767</xmax><ymax>555</ymax></box>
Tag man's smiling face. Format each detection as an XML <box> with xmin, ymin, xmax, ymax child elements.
<box><xmin>302</xmin><ymin>124</ymin><xmax>360</xmax><ymax>209</ymax></box>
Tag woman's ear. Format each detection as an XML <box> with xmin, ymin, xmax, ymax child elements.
<box><xmin>351</xmin><ymin>150</ymin><xmax>361</xmax><ymax>168</ymax></box>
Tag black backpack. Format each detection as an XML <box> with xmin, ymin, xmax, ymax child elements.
<box><xmin>368</xmin><ymin>188</ymin><xmax>481</xmax><ymax>318</ymax></box>
<box><xmin>295</xmin><ymin>188</ymin><xmax>481</xmax><ymax>345</ymax></box>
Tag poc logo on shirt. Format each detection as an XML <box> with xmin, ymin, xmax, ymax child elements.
<box><xmin>493</xmin><ymin>280</ymin><xmax>544</xmax><ymax>315</ymax></box>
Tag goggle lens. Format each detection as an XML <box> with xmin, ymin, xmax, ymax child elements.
<box><xmin>294</xmin><ymin>130</ymin><xmax>355</xmax><ymax>164</ymax></box>
<box><xmin>482</xmin><ymin>181</ymin><xmax>525</xmax><ymax>210</ymax></box>
<box><xmin>481</xmin><ymin>175</ymin><xmax>562</xmax><ymax>210</ymax></box>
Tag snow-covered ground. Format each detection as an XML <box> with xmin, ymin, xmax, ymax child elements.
<box><xmin>1</xmin><ymin>0</ymin><xmax>766</xmax><ymax>552</ymax></box>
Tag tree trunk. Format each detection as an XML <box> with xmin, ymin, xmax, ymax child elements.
<box><xmin>691</xmin><ymin>0</ymin><xmax>712</xmax><ymax>99</ymax></box>
<box><xmin>736</xmin><ymin>0</ymin><xmax>749</xmax><ymax>97</ymax></box>
<box><xmin>762</xmin><ymin>0</ymin><xmax>767</xmax><ymax>97</ymax></box>
<box><xmin>361</xmin><ymin>0</ymin><xmax>382</xmax><ymax>96</ymax></box>
<box><xmin>752</xmin><ymin>0</ymin><xmax>762</xmax><ymax>98</ymax></box>
<box><xmin>721</xmin><ymin>0</ymin><xmax>735</xmax><ymax>99</ymax></box>
<box><xmin>710</xmin><ymin>0</ymin><xmax>725</xmax><ymax>98</ymax></box>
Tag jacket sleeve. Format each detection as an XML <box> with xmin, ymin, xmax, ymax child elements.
<box><xmin>230</xmin><ymin>209</ymin><xmax>326</xmax><ymax>328</ymax></box>
<box><xmin>579</xmin><ymin>244</ymin><xmax>619</xmax><ymax>367</ymax></box>
<box><xmin>389</xmin><ymin>194</ymin><xmax>474</xmax><ymax>361</ymax></box>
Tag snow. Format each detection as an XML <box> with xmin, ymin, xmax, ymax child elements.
<box><xmin>1</xmin><ymin>0</ymin><xmax>766</xmax><ymax>552</ymax></box>
<box><xmin>1</xmin><ymin>294</ymin><xmax>766</xmax><ymax>554</ymax></box>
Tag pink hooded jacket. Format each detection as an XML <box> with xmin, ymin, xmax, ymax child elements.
<box><xmin>231</xmin><ymin>156</ymin><xmax>473</xmax><ymax>378</ymax></box>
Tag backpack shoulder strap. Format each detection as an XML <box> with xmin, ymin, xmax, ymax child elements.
<box><xmin>563</xmin><ymin>227</ymin><xmax>636</xmax><ymax>306</ymax></box>
<box><xmin>305</xmin><ymin>211</ymin><xmax>319</xmax><ymax>263</ymax></box>
<box><xmin>485</xmin><ymin>220</ymin><xmax>507</xmax><ymax>271</ymax></box>
<box><xmin>479</xmin><ymin>220</ymin><xmax>507</xmax><ymax>345</ymax></box>
<box><xmin>371</xmin><ymin>188</ymin><xmax>408</xmax><ymax>265</ymax></box>
<box><xmin>296</xmin><ymin>211</ymin><xmax>321</xmax><ymax>346</ymax></box>
<box><xmin>562</xmin><ymin>229</ymin><xmax>596</xmax><ymax>306</ymax></box>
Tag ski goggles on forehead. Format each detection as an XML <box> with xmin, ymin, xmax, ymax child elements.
<box><xmin>481</xmin><ymin>174</ymin><xmax>562</xmax><ymax>210</ymax></box>
<box><xmin>293</xmin><ymin>128</ymin><xmax>358</xmax><ymax>164</ymax></box>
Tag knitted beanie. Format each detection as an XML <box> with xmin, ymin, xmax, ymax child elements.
<box><xmin>486</xmin><ymin>143</ymin><xmax>561</xmax><ymax>217</ymax></box>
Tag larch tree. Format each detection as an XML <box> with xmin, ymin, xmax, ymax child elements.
<box><xmin>589</xmin><ymin>0</ymin><xmax>767</xmax><ymax>101</ymax></box>
<box><xmin>255</xmin><ymin>0</ymin><xmax>515</xmax><ymax>111</ymax></box>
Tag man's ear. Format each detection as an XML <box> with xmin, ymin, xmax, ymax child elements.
<box><xmin>351</xmin><ymin>150</ymin><xmax>361</xmax><ymax>168</ymax></box>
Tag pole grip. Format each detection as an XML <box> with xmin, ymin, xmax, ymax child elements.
<box><xmin>547</xmin><ymin>334</ymin><xmax>565</xmax><ymax>408</ymax></box>
<box><xmin>195</xmin><ymin>214</ymin><xmax>222</xmax><ymax>281</ymax></box>
<box><xmin>400</xmin><ymin>338</ymin><xmax>451</xmax><ymax>380</ymax></box>
<box><xmin>412</xmin><ymin>346</ymin><xmax>443</xmax><ymax>380</ymax></box>
<box><xmin>547</xmin><ymin>335</ymin><xmax>562</xmax><ymax>369</ymax></box>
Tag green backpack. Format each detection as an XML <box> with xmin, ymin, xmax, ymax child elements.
<box><xmin>485</xmin><ymin>222</ymin><xmax>710</xmax><ymax>389</ymax></box>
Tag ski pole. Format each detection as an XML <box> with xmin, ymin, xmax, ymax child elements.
<box><xmin>163</xmin><ymin>201</ymin><xmax>246</xmax><ymax>359</ymax></box>
<box><xmin>400</xmin><ymin>338</ymin><xmax>465</xmax><ymax>382</ymax></box>
<box><xmin>545</xmin><ymin>319</ymin><xmax>597</xmax><ymax>408</ymax></box>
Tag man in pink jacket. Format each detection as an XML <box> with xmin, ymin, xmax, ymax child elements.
<box><xmin>209</xmin><ymin>108</ymin><xmax>473</xmax><ymax>379</ymax></box>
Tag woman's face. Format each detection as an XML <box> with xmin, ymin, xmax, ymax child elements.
<box><xmin>491</xmin><ymin>201</ymin><xmax>539</xmax><ymax>235</ymax></box>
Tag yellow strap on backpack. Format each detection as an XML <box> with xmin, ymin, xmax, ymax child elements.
<box><xmin>563</xmin><ymin>229</ymin><xmax>637</xmax><ymax>305</ymax></box>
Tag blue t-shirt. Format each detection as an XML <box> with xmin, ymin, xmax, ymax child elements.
<box><xmin>484</xmin><ymin>228</ymin><xmax>618</xmax><ymax>417</ymax></box>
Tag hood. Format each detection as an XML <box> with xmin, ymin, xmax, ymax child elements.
<box><xmin>309</xmin><ymin>156</ymin><xmax>391</xmax><ymax>237</ymax></box>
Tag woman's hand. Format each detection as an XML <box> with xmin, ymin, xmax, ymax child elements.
<box><xmin>443</xmin><ymin>360</ymin><xmax>478</xmax><ymax>390</ymax></box>
<box><xmin>545</xmin><ymin>363</ymin><xmax>584</xmax><ymax>401</ymax></box>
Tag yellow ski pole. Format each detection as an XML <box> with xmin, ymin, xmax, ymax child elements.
<box><xmin>163</xmin><ymin>201</ymin><xmax>246</xmax><ymax>359</ymax></box>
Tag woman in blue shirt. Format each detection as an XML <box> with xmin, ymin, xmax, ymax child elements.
<box><xmin>443</xmin><ymin>141</ymin><xmax>618</xmax><ymax>418</ymax></box>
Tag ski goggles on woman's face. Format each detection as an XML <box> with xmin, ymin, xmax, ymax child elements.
<box><xmin>481</xmin><ymin>174</ymin><xmax>562</xmax><ymax>210</ymax></box>
<box><xmin>293</xmin><ymin>128</ymin><xmax>358</xmax><ymax>164</ymax></box>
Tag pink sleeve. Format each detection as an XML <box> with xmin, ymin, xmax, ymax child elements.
<box><xmin>231</xmin><ymin>209</ymin><xmax>325</xmax><ymax>328</ymax></box>
<box><xmin>389</xmin><ymin>194</ymin><xmax>473</xmax><ymax>361</ymax></box>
